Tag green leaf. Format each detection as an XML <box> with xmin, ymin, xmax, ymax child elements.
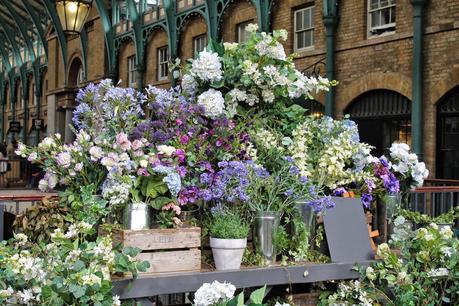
<box><xmin>208</xmin><ymin>39</ymin><xmax>225</xmax><ymax>56</ymax></box>
<box><xmin>227</xmin><ymin>292</ymin><xmax>244</xmax><ymax>306</ymax></box>
<box><xmin>69</xmin><ymin>284</ymin><xmax>86</xmax><ymax>299</ymax></box>
<box><xmin>249</xmin><ymin>285</ymin><xmax>266</xmax><ymax>304</ymax></box>
<box><xmin>73</xmin><ymin>260</ymin><xmax>85</xmax><ymax>272</ymax></box>
<box><xmin>149</xmin><ymin>196</ymin><xmax>175</xmax><ymax>210</ymax></box>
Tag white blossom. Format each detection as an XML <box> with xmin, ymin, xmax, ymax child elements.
<box><xmin>191</xmin><ymin>50</ymin><xmax>223</xmax><ymax>83</ymax></box>
<box><xmin>197</xmin><ymin>89</ymin><xmax>225</xmax><ymax>119</ymax></box>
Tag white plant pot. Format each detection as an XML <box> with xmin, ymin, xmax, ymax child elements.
<box><xmin>210</xmin><ymin>237</ymin><xmax>247</xmax><ymax>270</ymax></box>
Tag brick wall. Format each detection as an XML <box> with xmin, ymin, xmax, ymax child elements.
<box><xmin>221</xmin><ymin>0</ymin><xmax>257</xmax><ymax>42</ymax></box>
<box><xmin>145</xmin><ymin>29</ymin><xmax>170</xmax><ymax>87</ymax></box>
<box><xmin>179</xmin><ymin>15</ymin><xmax>207</xmax><ymax>61</ymax></box>
<box><xmin>118</xmin><ymin>40</ymin><xmax>136</xmax><ymax>88</ymax></box>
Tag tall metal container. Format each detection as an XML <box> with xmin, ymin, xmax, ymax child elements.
<box><xmin>122</xmin><ymin>202</ymin><xmax>152</xmax><ymax>230</ymax></box>
<box><xmin>253</xmin><ymin>211</ymin><xmax>282</xmax><ymax>265</ymax></box>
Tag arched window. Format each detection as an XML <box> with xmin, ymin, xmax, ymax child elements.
<box><xmin>345</xmin><ymin>89</ymin><xmax>411</xmax><ymax>157</ymax></box>
<box><xmin>68</xmin><ymin>57</ymin><xmax>84</xmax><ymax>88</ymax></box>
<box><xmin>437</xmin><ymin>86</ymin><xmax>459</xmax><ymax>179</ymax></box>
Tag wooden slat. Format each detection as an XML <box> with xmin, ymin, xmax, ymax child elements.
<box><xmin>114</xmin><ymin>227</ymin><xmax>201</xmax><ymax>251</ymax></box>
<box><xmin>137</xmin><ymin>249</ymin><xmax>201</xmax><ymax>274</ymax></box>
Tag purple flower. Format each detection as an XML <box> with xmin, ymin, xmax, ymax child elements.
<box><xmin>379</xmin><ymin>156</ymin><xmax>389</xmax><ymax>168</ymax></box>
<box><xmin>361</xmin><ymin>193</ymin><xmax>373</xmax><ymax>208</ymax></box>
<box><xmin>180</xmin><ymin>135</ymin><xmax>190</xmax><ymax>145</ymax></box>
<box><xmin>333</xmin><ymin>187</ymin><xmax>346</xmax><ymax>196</ymax></box>
<box><xmin>284</xmin><ymin>189</ymin><xmax>294</xmax><ymax>197</ymax></box>
<box><xmin>284</xmin><ymin>156</ymin><xmax>294</xmax><ymax>163</ymax></box>
<box><xmin>307</xmin><ymin>196</ymin><xmax>335</xmax><ymax>213</ymax></box>
<box><xmin>381</xmin><ymin>173</ymin><xmax>400</xmax><ymax>193</ymax></box>
<box><xmin>289</xmin><ymin>165</ymin><xmax>300</xmax><ymax>175</ymax></box>
<box><xmin>365</xmin><ymin>179</ymin><xmax>376</xmax><ymax>193</ymax></box>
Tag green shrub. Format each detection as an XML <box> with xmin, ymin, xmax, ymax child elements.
<box><xmin>209</xmin><ymin>212</ymin><xmax>249</xmax><ymax>239</ymax></box>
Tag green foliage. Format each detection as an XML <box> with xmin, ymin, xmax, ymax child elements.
<box><xmin>60</xmin><ymin>184</ymin><xmax>109</xmax><ymax>224</ymax></box>
<box><xmin>321</xmin><ymin>222</ymin><xmax>459</xmax><ymax>305</ymax></box>
<box><xmin>13</xmin><ymin>197</ymin><xmax>72</xmax><ymax>244</ymax></box>
<box><xmin>0</xmin><ymin>222</ymin><xmax>149</xmax><ymax>305</ymax></box>
<box><xmin>397</xmin><ymin>206</ymin><xmax>459</xmax><ymax>225</ymax></box>
<box><xmin>209</xmin><ymin>212</ymin><xmax>249</xmax><ymax>239</ymax></box>
<box><xmin>131</xmin><ymin>173</ymin><xmax>171</xmax><ymax>208</ymax></box>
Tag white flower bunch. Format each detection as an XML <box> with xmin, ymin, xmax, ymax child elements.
<box><xmin>194</xmin><ymin>281</ymin><xmax>236</xmax><ymax>306</ymax></box>
<box><xmin>289</xmin><ymin>117</ymin><xmax>373</xmax><ymax>189</ymax></box>
<box><xmin>191</xmin><ymin>50</ymin><xmax>223</xmax><ymax>83</ymax></box>
<box><xmin>326</xmin><ymin>280</ymin><xmax>376</xmax><ymax>306</ymax></box>
<box><xmin>197</xmin><ymin>89</ymin><xmax>225</xmax><ymax>119</ymax></box>
<box><xmin>101</xmin><ymin>175</ymin><xmax>132</xmax><ymax>206</ymax></box>
<box><xmin>389</xmin><ymin>142</ymin><xmax>429</xmax><ymax>189</ymax></box>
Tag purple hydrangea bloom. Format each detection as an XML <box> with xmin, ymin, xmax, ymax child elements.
<box><xmin>333</xmin><ymin>187</ymin><xmax>347</xmax><ymax>196</ymax></box>
<box><xmin>361</xmin><ymin>193</ymin><xmax>373</xmax><ymax>208</ymax></box>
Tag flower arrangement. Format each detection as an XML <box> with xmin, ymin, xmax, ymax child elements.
<box><xmin>182</xmin><ymin>25</ymin><xmax>335</xmax><ymax>117</ymax></box>
<box><xmin>0</xmin><ymin>222</ymin><xmax>149</xmax><ymax>305</ymax></box>
<box><xmin>320</xmin><ymin>220</ymin><xmax>459</xmax><ymax>305</ymax></box>
<box><xmin>194</xmin><ymin>282</ymin><xmax>269</xmax><ymax>306</ymax></box>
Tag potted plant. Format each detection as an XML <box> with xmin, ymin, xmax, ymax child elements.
<box><xmin>397</xmin><ymin>206</ymin><xmax>459</xmax><ymax>230</ymax></box>
<box><xmin>208</xmin><ymin>210</ymin><xmax>249</xmax><ymax>270</ymax></box>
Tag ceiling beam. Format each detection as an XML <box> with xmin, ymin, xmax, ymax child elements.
<box><xmin>3</xmin><ymin>0</ymin><xmax>36</xmax><ymax>61</ymax></box>
<box><xmin>21</xmin><ymin>0</ymin><xmax>49</xmax><ymax>60</ymax></box>
<box><xmin>0</xmin><ymin>36</ymin><xmax>12</xmax><ymax>72</ymax></box>
<box><xmin>0</xmin><ymin>17</ymin><xmax>23</xmax><ymax>67</ymax></box>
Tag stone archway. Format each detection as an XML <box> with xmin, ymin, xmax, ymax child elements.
<box><xmin>338</xmin><ymin>72</ymin><xmax>412</xmax><ymax>115</ymax></box>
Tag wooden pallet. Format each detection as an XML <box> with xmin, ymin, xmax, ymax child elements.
<box><xmin>109</xmin><ymin>227</ymin><xmax>201</xmax><ymax>274</ymax></box>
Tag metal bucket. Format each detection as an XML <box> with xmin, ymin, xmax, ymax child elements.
<box><xmin>384</xmin><ymin>193</ymin><xmax>402</xmax><ymax>220</ymax></box>
<box><xmin>253</xmin><ymin>211</ymin><xmax>282</xmax><ymax>265</ymax></box>
<box><xmin>122</xmin><ymin>202</ymin><xmax>152</xmax><ymax>230</ymax></box>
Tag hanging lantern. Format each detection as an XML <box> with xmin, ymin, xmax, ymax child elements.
<box><xmin>56</xmin><ymin>0</ymin><xmax>93</xmax><ymax>34</ymax></box>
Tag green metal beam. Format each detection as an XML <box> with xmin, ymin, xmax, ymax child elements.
<box><xmin>79</xmin><ymin>27</ymin><xmax>88</xmax><ymax>82</ymax></box>
<box><xmin>411</xmin><ymin>0</ymin><xmax>428</xmax><ymax>159</ymax></box>
<box><xmin>3</xmin><ymin>0</ymin><xmax>36</xmax><ymax>62</ymax></box>
<box><xmin>126</xmin><ymin>0</ymin><xmax>145</xmax><ymax>90</ymax></box>
<box><xmin>0</xmin><ymin>38</ymin><xmax>12</xmax><ymax>72</ymax></box>
<box><xmin>43</xmin><ymin>0</ymin><xmax>68</xmax><ymax>86</ymax></box>
<box><xmin>204</xmin><ymin>0</ymin><xmax>219</xmax><ymax>40</ymax></box>
<box><xmin>32</xmin><ymin>62</ymin><xmax>42</xmax><ymax>145</ymax></box>
<box><xmin>322</xmin><ymin>0</ymin><xmax>339</xmax><ymax>117</ymax></box>
<box><xmin>94</xmin><ymin>0</ymin><xmax>116</xmax><ymax>79</ymax></box>
<box><xmin>164</xmin><ymin>0</ymin><xmax>178</xmax><ymax>86</ymax></box>
<box><xmin>21</xmin><ymin>0</ymin><xmax>49</xmax><ymax>60</ymax></box>
<box><xmin>0</xmin><ymin>18</ymin><xmax>24</xmax><ymax>67</ymax></box>
<box><xmin>252</xmin><ymin>0</ymin><xmax>272</xmax><ymax>32</ymax></box>
<box><xmin>0</xmin><ymin>75</ymin><xmax>4</xmax><ymax>141</ymax></box>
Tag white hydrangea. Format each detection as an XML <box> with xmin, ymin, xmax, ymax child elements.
<box><xmin>255</xmin><ymin>33</ymin><xmax>286</xmax><ymax>61</ymax></box>
<box><xmin>197</xmin><ymin>89</ymin><xmax>225</xmax><ymax>119</ymax></box>
<box><xmin>389</xmin><ymin>142</ymin><xmax>429</xmax><ymax>188</ymax></box>
<box><xmin>181</xmin><ymin>74</ymin><xmax>197</xmax><ymax>95</ymax></box>
<box><xmin>245</xmin><ymin>23</ymin><xmax>258</xmax><ymax>33</ymax></box>
<box><xmin>191</xmin><ymin>50</ymin><xmax>223</xmax><ymax>83</ymax></box>
<box><xmin>194</xmin><ymin>281</ymin><xmax>236</xmax><ymax>306</ymax></box>
<box><xmin>223</xmin><ymin>42</ymin><xmax>239</xmax><ymax>52</ymax></box>
<box><xmin>428</xmin><ymin>268</ymin><xmax>449</xmax><ymax>277</ymax></box>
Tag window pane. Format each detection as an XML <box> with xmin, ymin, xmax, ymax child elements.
<box><xmin>382</xmin><ymin>7</ymin><xmax>391</xmax><ymax>24</ymax></box>
<box><xmin>305</xmin><ymin>30</ymin><xmax>312</xmax><ymax>47</ymax></box>
<box><xmin>380</xmin><ymin>0</ymin><xmax>389</xmax><ymax>7</ymax></box>
<box><xmin>296</xmin><ymin>31</ymin><xmax>304</xmax><ymax>49</ymax></box>
<box><xmin>303</xmin><ymin>9</ymin><xmax>310</xmax><ymax>29</ymax></box>
<box><xmin>310</xmin><ymin>7</ymin><xmax>315</xmax><ymax>27</ymax></box>
<box><xmin>295</xmin><ymin>11</ymin><xmax>303</xmax><ymax>31</ymax></box>
<box><xmin>390</xmin><ymin>7</ymin><xmax>396</xmax><ymax>23</ymax></box>
<box><xmin>371</xmin><ymin>11</ymin><xmax>379</xmax><ymax>27</ymax></box>
<box><xmin>370</xmin><ymin>0</ymin><xmax>379</xmax><ymax>10</ymax></box>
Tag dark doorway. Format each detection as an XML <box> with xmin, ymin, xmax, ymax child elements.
<box><xmin>345</xmin><ymin>90</ymin><xmax>411</xmax><ymax>157</ymax></box>
<box><xmin>437</xmin><ymin>86</ymin><xmax>459</xmax><ymax>179</ymax></box>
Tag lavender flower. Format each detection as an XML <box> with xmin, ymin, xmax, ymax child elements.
<box><xmin>361</xmin><ymin>193</ymin><xmax>373</xmax><ymax>208</ymax></box>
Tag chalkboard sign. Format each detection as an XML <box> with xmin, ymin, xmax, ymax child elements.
<box><xmin>9</xmin><ymin>121</ymin><xmax>21</xmax><ymax>133</ymax></box>
<box><xmin>323</xmin><ymin>197</ymin><xmax>374</xmax><ymax>263</ymax></box>
<box><xmin>33</xmin><ymin>119</ymin><xmax>44</xmax><ymax>130</ymax></box>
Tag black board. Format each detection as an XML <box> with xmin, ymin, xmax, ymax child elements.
<box><xmin>323</xmin><ymin>197</ymin><xmax>374</xmax><ymax>263</ymax></box>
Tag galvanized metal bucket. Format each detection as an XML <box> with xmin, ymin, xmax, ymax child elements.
<box><xmin>253</xmin><ymin>211</ymin><xmax>282</xmax><ymax>265</ymax></box>
<box><xmin>122</xmin><ymin>202</ymin><xmax>152</xmax><ymax>230</ymax></box>
<box><xmin>384</xmin><ymin>193</ymin><xmax>402</xmax><ymax>220</ymax></box>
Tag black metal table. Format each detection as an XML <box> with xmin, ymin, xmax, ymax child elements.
<box><xmin>113</xmin><ymin>261</ymin><xmax>373</xmax><ymax>300</ymax></box>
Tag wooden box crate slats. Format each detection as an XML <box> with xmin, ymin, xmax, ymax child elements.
<box><xmin>109</xmin><ymin>227</ymin><xmax>201</xmax><ymax>274</ymax></box>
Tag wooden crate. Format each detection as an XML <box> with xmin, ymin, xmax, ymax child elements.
<box><xmin>110</xmin><ymin>227</ymin><xmax>201</xmax><ymax>274</ymax></box>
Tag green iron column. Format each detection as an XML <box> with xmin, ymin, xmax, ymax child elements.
<box><xmin>34</xmin><ymin>66</ymin><xmax>42</xmax><ymax>145</ymax></box>
<box><xmin>253</xmin><ymin>0</ymin><xmax>272</xmax><ymax>33</ymax></box>
<box><xmin>411</xmin><ymin>0</ymin><xmax>428</xmax><ymax>159</ymax></box>
<box><xmin>164</xmin><ymin>0</ymin><xmax>178</xmax><ymax>86</ymax></box>
<box><xmin>323</xmin><ymin>0</ymin><xmax>339</xmax><ymax>117</ymax></box>
<box><xmin>21</xmin><ymin>71</ymin><xmax>29</xmax><ymax>145</ymax></box>
<box><xmin>0</xmin><ymin>78</ymin><xmax>4</xmax><ymax>142</ymax></box>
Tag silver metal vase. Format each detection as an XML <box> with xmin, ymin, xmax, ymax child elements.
<box><xmin>253</xmin><ymin>211</ymin><xmax>282</xmax><ymax>265</ymax></box>
<box><xmin>122</xmin><ymin>202</ymin><xmax>152</xmax><ymax>230</ymax></box>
